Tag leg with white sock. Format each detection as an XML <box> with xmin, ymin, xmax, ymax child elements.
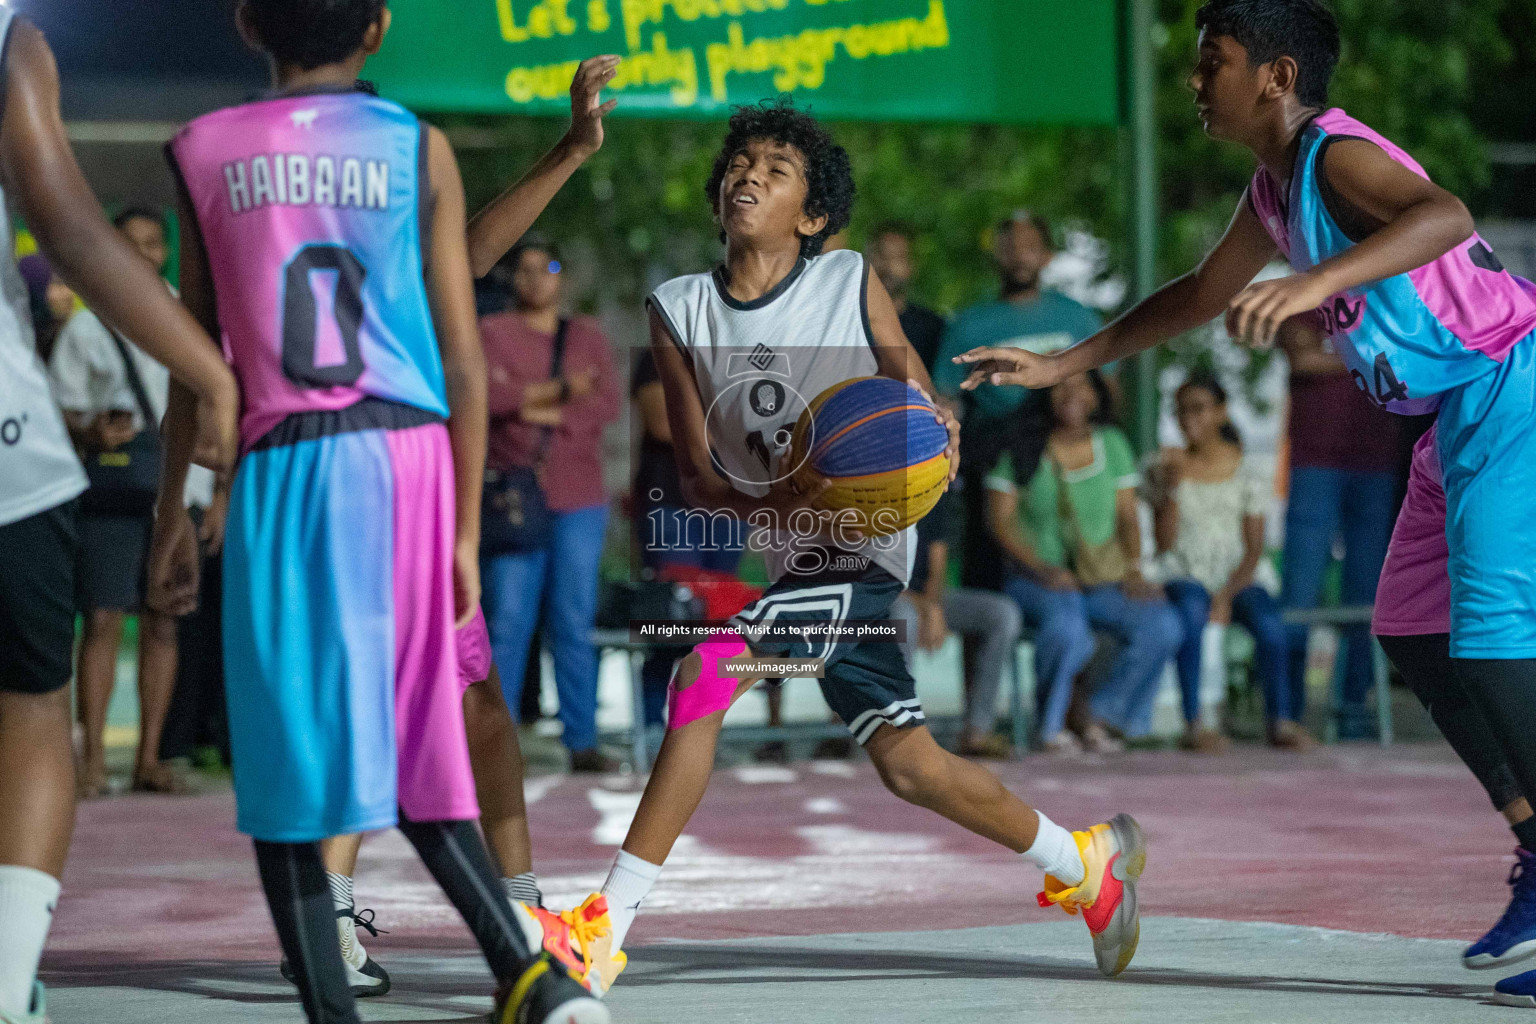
<box><xmin>863</xmin><ymin>720</ymin><xmax>1143</xmax><ymax>976</ymax></box>
<box><xmin>864</xmin><ymin>723</ymin><xmax>1068</xmax><ymax>864</ymax></box>
<box><xmin>394</xmin><ymin>812</ymin><xmax>536</xmax><ymax>981</ymax></box>
<box><xmin>304</xmin><ymin>833</ymin><xmax>389</xmax><ymax>997</ymax></box>
<box><xmin>0</xmin><ymin>503</ymin><xmax>81</xmax><ymax>1022</ymax></box>
<box><xmin>463</xmin><ymin>666</ymin><xmax>542</xmax><ymax>907</ymax></box>
<box><xmin>0</xmin><ymin>687</ymin><xmax>75</xmax><ymax>1021</ymax></box>
<box><xmin>599</xmin><ymin>635</ymin><xmax>763</xmax><ymax>950</ymax></box>
<box><xmin>832</xmin><ymin>633</ymin><xmax>1143</xmax><ymax>978</ymax></box>
<box><xmin>253</xmin><ymin>840</ymin><xmax>360</xmax><ymax>1024</ymax></box>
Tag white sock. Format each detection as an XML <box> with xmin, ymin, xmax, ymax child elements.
<box><xmin>600</xmin><ymin>851</ymin><xmax>663</xmax><ymax>951</ymax></box>
<box><xmin>326</xmin><ymin>872</ymin><xmax>354</xmax><ymax>913</ymax></box>
<box><xmin>0</xmin><ymin>865</ymin><xmax>61</xmax><ymax>1017</ymax></box>
<box><xmin>1021</xmin><ymin>812</ymin><xmax>1085</xmax><ymax>885</ymax></box>
<box><xmin>504</xmin><ymin>872</ymin><xmax>544</xmax><ymax>909</ymax></box>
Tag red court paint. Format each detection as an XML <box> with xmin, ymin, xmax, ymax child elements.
<box><xmin>45</xmin><ymin>745</ymin><xmax>1510</xmax><ymax>970</ymax></box>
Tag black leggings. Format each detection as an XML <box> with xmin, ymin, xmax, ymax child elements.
<box><xmin>1378</xmin><ymin>634</ymin><xmax>1524</xmax><ymax>811</ymax></box>
<box><xmin>255</xmin><ymin>815</ymin><xmax>535</xmax><ymax>1024</ymax></box>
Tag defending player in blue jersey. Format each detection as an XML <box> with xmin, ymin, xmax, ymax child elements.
<box><xmin>954</xmin><ymin>0</ymin><xmax>1536</xmax><ymax>1000</ymax></box>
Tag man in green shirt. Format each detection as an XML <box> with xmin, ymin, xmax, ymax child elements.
<box><xmin>936</xmin><ymin>211</ymin><xmax>1103</xmax><ymax>589</ymax></box>
<box><xmin>932</xmin><ymin>212</ymin><xmax>1104</xmax><ymax>420</ymax></box>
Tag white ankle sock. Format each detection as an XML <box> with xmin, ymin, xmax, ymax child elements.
<box><xmin>600</xmin><ymin>851</ymin><xmax>663</xmax><ymax>950</ymax></box>
<box><xmin>326</xmin><ymin>872</ymin><xmax>354</xmax><ymax>912</ymax></box>
<box><xmin>0</xmin><ymin>865</ymin><xmax>60</xmax><ymax>1017</ymax></box>
<box><xmin>504</xmin><ymin>872</ymin><xmax>544</xmax><ymax>908</ymax></box>
<box><xmin>1022</xmin><ymin>812</ymin><xmax>1085</xmax><ymax>885</ymax></box>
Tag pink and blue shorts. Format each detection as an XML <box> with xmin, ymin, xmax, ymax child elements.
<box><xmin>222</xmin><ymin>406</ymin><xmax>479</xmax><ymax>841</ymax></box>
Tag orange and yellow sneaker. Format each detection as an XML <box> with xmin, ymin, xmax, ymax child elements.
<box><xmin>1037</xmin><ymin>813</ymin><xmax>1146</xmax><ymax>978</ymax></box>
<box><xmin>513</xmin><ymin>895</ymin><xmax>627</xmax><ymax>996</ymax></box>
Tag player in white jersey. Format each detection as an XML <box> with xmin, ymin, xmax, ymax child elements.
<box><xmin>0</xmin><ymin>9</ymin><xmax>238</xmax><ymax>1022</ymax></box>
<box><xmin>572</xmin><ymin>98</ymin><xmax>1149</xmax><ymax>987</ymax></box>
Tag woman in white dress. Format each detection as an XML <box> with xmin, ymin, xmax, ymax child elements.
<box><xmin>1150</xmin><ymin>373</ymin><xmax>1300</xmax><ymax>751</ymax></box>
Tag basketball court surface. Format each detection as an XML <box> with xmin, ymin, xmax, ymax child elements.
<box><xmin>42</xmin><ymin>742</ymin><xmax>1519</xmax><ymax>1023</ymax></box>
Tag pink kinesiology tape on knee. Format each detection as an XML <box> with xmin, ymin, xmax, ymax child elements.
<box><xmin>667</xmin><ymin>631</ymin><xmax>749</xmax><ymax>730</ymax></box>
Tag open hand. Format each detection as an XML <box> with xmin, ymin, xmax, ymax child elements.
<box><xmin>953</xmin><ymin>346</ymin><xmax>1064</xmax><ymax>391</ymax></box>
<box><xmin>200</xmin><ymin>484</ymin><xmax>230</xmax><ymax>557</ymax></box>
<box><xmin>1122</xmin><ymin>574</ymin><xmax>1164</xmax><ymax>603</ymax></box>
<box><xmin>454</xmin><ymin>538</ymin><xmax>481</xmax><ymax>629</ymax></box>
<box><xmin>1225</xmin><ymin>272</ymin><xmax>1334</xmax><ymax>349</ymax></box>
<box><xmin>567</xmin><ymin>55</ymin><xmax>621</xmax><ymax>158</ymax></box>
<box><xmin>1209</xmin><ymin>591</ymin><xmax>1233</xmax><ymax>625</ymax></box>
<box><xmin>565</xmin><ymin>365</ymin><xmax>600</xmax><ymax>401</ymax></box>
<box><xmin>191</xmin><ymin>376</ymin><xmax>239</xmax><ymax>474</ymax></box>
<box><xmin>146</xmin><ymin>506</ymin><xmax>201</xmax><ymax>617</ymax></box>
<box><xmin>918</xmin><ymin>600</ymin><xmax>948</xmax><ymax>652</ymax></box>
<box><xmin>90</xmin><ymin>411</ymin><xmax>137</xmax><ymax>452</ymax></box>
<box><xmin>1041</xmin><ymin>566</ymin><xmax>1080</xmax><ymax>592</ymax></box>
<box><xmin>908</xmin><ymin>378</ymin><xmax>960</xmax><ymax>482</ymax></box>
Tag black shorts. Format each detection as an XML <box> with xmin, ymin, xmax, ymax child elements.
<box><xmin>0</xmin><ymin>500</ymin><xmax>79</xmax><ymax>694</ymax></box>
<box><xmin>75</xmin><ymin>511</ymin><xmax>152</xmax><ymax>613</ymax></box>
<box><xmin>731</xmin><ymin>552</ymin><xmax>921</xmax><ymax>746</ymax></box>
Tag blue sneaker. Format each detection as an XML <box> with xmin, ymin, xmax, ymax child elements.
<box><xmin>1467</xmin><ymin>849</ymin><xmax>1536</xmax><ymax>970</ymax></box>
<box><xmin>1495</xmin><ymin>969</ymin><xmax>1536</xmax><ymax>1008</ymax></box>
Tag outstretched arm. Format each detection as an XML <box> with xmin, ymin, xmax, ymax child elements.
<box><xmin>466</xmin><ymin>55</ymin><xmax>620</xmax><ymax>277</ymax></box>
<box><xmin>1</xmin><ymin>18</ymin><xmax>236</xmax><ymax>471</ymax></box>
<box><xmin>954</xmin><ymin>197</ymin><xmax>1276</xmax><ymax>390</ymax></box>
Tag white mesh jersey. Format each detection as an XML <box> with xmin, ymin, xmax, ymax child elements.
<box><xmin>0</xmin><ymin>6</ymin><xmax>87</xmax><ymax>527</ymax></box>
<box><xmin>648</xmin><ymin>249</ymin><xmax>914</xmax><ymax>585</ymax></box>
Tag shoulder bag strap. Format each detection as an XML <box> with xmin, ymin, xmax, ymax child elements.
<box><xmin>533</xmin><ymin>318</ymin><xmax>571</xmax><ymax>467</ymax></box>
<box><xmin>109</xmin><ymin>330</ymin><xmax>160</xmax><ymax>438</ymax></box>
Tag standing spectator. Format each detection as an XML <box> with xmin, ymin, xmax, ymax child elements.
<box><xmin>48</xmin><ymin>208</ymin><xmax>215</xmax><ymax>797</ymax></box>
<box><xmin>931</xmin><ymin>211</ymin><xmax>1103</xmax><ymax>592</ymax></box>
<box><xmin>893</xmin><ymin>489</ymin><xmax>1024</xmax><ymax>758</ymax></box>
<box><xmin>932</xmin><ymin>211</ymin><xmax>1103</xmax><ymax>422</ymax></box>
<box><xmin>480</xmin><ymin>239</ymin><xmax>620</xmax><ymax>773</ymax></box>
<box><xmin>1150</xmin><ymin>373</ymin><xmax>1289</xmax><ymax>751</ymax></box>
<box><xmin>1279</xmin><ymin>324</ymin><xmax>1401</xmax><ymax>740</ymax></box>
<box><xmin>986</xmin><ymin>371</ymin><xmax>1182</xmax><ymax>752</ymax></box>
<box><xmin>867</xmin><ymin>223</ymin><xmax>946</xmax><ymax>372</ymax></box>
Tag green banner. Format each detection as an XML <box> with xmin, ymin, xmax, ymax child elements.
<box><xmin>369</xmin><ymin>0</ymin><xmax>1122</xmax><ymax>124</ymax></box>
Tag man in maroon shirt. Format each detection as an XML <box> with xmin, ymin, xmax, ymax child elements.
<box><xmin>480</xmin><ymin>239</ymin><xmax>620</xmax><ymax>772</ymax></box>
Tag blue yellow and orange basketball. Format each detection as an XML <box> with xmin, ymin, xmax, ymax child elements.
<box><xmin>788</xmin><ymin>376</ymin><xmax>951</xmax><ymax>536</ymax></box>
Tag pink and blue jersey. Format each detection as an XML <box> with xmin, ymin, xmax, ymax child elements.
<box><xmin>170</xmin><ymin>87</ymin><xmax>478</xmax><ymax>840</ymax></box>
<box><xmin>1252</xmin><ymin>108</ymin><xmax>1536</xmax><ymax>659</ymax></box>
<box><xmin>170</xmin><ymin>87</ymin><xmax>447</xmax><ymax>451</ymax></box>
<box><xmin>1250</xmin><ymin>108</ymin><xmax>1536</xmax><ymax>415</ymax></box>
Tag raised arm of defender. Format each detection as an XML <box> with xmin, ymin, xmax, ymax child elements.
<box><xmin>466</xmin><ymin>55</ymin><xmax>619</xmax><ymax>278</ymax></box>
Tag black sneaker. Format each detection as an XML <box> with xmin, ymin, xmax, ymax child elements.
<box><xmin>279</xmin><ymin>906</ymin><xmax>391</xmax><ymax>997</ymax></box>
<box><xmin>492</xmin><ymin>954</ymin><xmax>610</xmax><ymax>1024</ymax></box>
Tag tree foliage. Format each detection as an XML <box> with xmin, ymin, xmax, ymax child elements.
<box><xmin>444</xmin><ymin>0</ymin><xmax>1527</xmax><ymax>328</ymax></box>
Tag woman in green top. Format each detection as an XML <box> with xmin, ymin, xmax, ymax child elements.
<box><xmin>985</xmin><ymin>371</ymin><xmax>1183</xmax><ymax>752</ymax></box>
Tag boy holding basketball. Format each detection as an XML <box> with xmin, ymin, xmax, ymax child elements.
<box><xmin>576</xmin><ymin>97</ymin><xmax>1149</xmax><ymax>985</ymax></box>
